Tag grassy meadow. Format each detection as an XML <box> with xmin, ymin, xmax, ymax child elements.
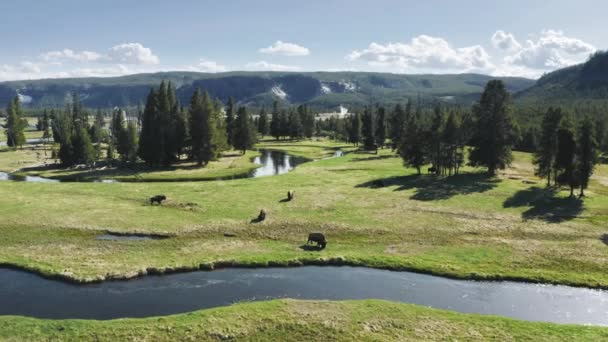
<box><xmin>0</xmin><ymin>137</ymin><xmax>607</xmax><ymax>339</ymax></box>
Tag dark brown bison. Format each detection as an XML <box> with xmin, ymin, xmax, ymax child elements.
<box><xmin>427</xmin><ymin>166</ymin><xmax>437</xmax><ymax>174</ymax></box>
<box><xmin>287</xmin><ymin>190</ymin><xmax>295</xmax><ymax>201</ymax></box>
<box><xmin>307</xmin><ymin>233</ymin><xmax>327</xmax><ymax>249</ymax></box>
<box><xmin>257</xmin><ymin>209</ymin><xmax>266</xmax><ymax>221</ymax></box>
<box><xmin>150</xmin><ymin>195</ymin><xmax>167</xmax><ymax>205</ymax></box>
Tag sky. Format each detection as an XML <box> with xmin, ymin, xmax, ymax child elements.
<box><xmin>0</xmin><ymin>0</ymin><xmax>606</xmax><ymax>81</ymax></box>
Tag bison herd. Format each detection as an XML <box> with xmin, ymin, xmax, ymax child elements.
<box><xmin>148</xmin><ymin>190</ymin><xmax>327</xmax><ymax>249</ymax></box>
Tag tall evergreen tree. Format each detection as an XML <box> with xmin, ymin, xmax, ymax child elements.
<box><xmin>233</xmin><ymin>106</ymin><xmax>256</xmax><ymax>154</ymax></box>
<box><xmin>375</xmin><ymin>106</ymin><xmax>387</xmax><ymax>148</ymax></box>
<box><xmin>555</xmin><ymin>118</ymin><xmax>577</xmax><ymax>197</ymax></box>
<box><xmin>428</xmin><ymin>104</ymin><xmax>444</xmax><ymax>174</ymax></box>
<box><xmin>469</xmin><ymin>80</ymin><xmax>514</xmax><ymax>176</ymax></box>
<box><xmin>533</xmin><ymin>107</ymin><xmax>563</xmax><ymax>186</ymax></box>
<box><xmin>71</xmin><ymin>125</ymin><xmax>95</xmax><ymax>165</ymax></box>
<box><xmin>258</xmin><ymin>107</ymin><xmax>269</xmax><ymax>136</ymax></box>
<box><xmin>389</xmin><ymin>102</ymin><xmax>407</xmax><ymax>150</ymax></box>
<box><xmin>41</xmin><ymin>110</ymin><xmax>51</xmax><ymax>144</ymax></box>
<box><xmin>189</xmin><ymin>89</ymin><xmax>213</xmax><ymax>165</ymax></box>
<box><xmin>399</xmin><ymin>108</ymin><xmax>426</xmax><ymax>174</ymax></box>
<box><xmin>138</xmin><ymin>88</ymin><xmax>159</xmax><ymax>165</ymax></box>
<box><xmin>124</xmin><ymin>121</ymin><xmax>139</xmax><ymax>163</ymax></box>
<box><xmin>288</xmin><ymin>110</ymin><xmax>304</xmax><ymax>139</ymax></box>
<box><xmin>270</xmin><ymin>100</ymin><xmax>282</xmax><ymax>140</ymax></box>
<box><xmin>361</xmin><ymin>106</ymin><xmax>376</xmax><ymax>150</ymax></box>
<box><xmin>225</xmin><ymin>97</ymin><xmax>236</xmax><ymax>146</ymax></box>
<box><xmin>5</xmin><ymin>96</ymin><xmax>26</xmax><ymax>148</ymax></box>
<box><xmin>576</xmin><ymin>117</ymin><xmax>597</xmax><ymax>197</ymax></box>
<box><xmin>348</xmin><ymin>112</ymin><xmax>362</xmax><ymax>146</ymax></box>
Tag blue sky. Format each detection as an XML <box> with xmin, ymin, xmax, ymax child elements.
<box><xmin>0</xmin><ymin>0</ymin><xmax>605</xmax><ymax>81</ymax></box>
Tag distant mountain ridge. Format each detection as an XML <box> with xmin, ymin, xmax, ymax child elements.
<box><xmin>0</xmin><ymin>71</ymin><xmax>535</xmax><ymax>110</ymax></box>
<box><xmin>516</xmin><ymin>51</ymin><xmax>608</xmax><ymax>102</ymax></box>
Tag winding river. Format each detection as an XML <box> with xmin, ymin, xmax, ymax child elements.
<box><xmin>1</xmin><ymin>266</ymin><xmax>607</xmax><ymax>325</ymax></box>
<box><xmin>0</xmin><ymin>149</ymin><xmax>321</xmax><ymax>183</ymax></box>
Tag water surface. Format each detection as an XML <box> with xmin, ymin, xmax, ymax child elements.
<box><xmin>0</xmin><ymin>266</ymin><xmax>606</xmax><ymax>324</ymax></box>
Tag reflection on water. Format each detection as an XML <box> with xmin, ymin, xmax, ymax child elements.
<box><xmin>249</xmin><ymin>150</ymin><xmax>309</xmax><ymax>177</ymax></box>
<box><xmin>0</xmin><ymin>266</ymin><xmax>607</xmax><ymax>324</ymax></box>
<box><xmin>0</xmin><ymin>171</ymin><xmax>59</xmax><ymax>183</ymax></box>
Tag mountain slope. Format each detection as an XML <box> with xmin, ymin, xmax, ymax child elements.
<box><xmin>516</xmin><ymin>51</ymin><xmax>608</xmax><ymax>102</ymax></box>
<box><xmin>0</xmin><ymin>71</ymin><xmax>534</xmax><ymax>110</ymax></box>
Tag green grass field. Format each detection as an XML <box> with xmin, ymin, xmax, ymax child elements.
<box><xmin>2</xmin><ymin>299</ymin><xmax>607</xmax><ymax>341</ymax></box>
<box><xmin>0</xmin><ymin>138</ymin><xmax>607</xmax><ymax>339</ymax></box>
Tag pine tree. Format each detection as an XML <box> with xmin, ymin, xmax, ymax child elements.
<box><xmin>399</xmin><ymin>108</ymin><xmax>426</xmax><ymax>174</ymax></box>
<box><xmin>212</xmin><ymin>98</ymin><xmax>229</xmax><ymax>157</ymax></box>
<box><xmin>375</xmin><ymin>106</ymin><xmax>387</xmax><ymax>148</ymax></box>
<box><xmin>189</xmin><ymin>89</ymin><xmax>210</xmax><ymax>165</ymax></box>
<box><xmin>41</xmin><ymin>110</ymin><xmax>51</xmax><ymax>144</ymax></box>
<box><xmin>441</xmin><ymin>111</ymin><xmax>462</xmax><ymax>176</ymax></box>
<box><xmin>298</xmin><ymin>105</ymin><xmax>315</xmax><ymax>138</ymax></box>
<box><xmin>270</xmin><ymin>107</ymin><xmax>281</xmax><ymax>140</ymax></box>
<box><xmin>555</xmin><ymin>117</ymin><xmax>577</xmax><ymax>197</ymax></box>
<box><xmin>5</xmin><ymin>96</ymin><xmax>27</xmax><ymax>148</ymax></box>
<box><xmin>258</xmin><ymin>107</ymin><xmax>269</xmax><ymax>136</ymax></box>
<box><xmin>361</xmin><ymin>106</ymin><xmax>376</xmax><ymax>150</ymax></box>
<box><xmin>225</xmin><ymin>97</ymin><xmax>236</xmax><ymax>146</ymax></box>
<box><xmin>90</xmin><ymin>109</ymin><xmax>105</xmax><ymax>144</ymax></box>
<box><xmin>288</xmin><ymin>110</ymin><xmax>304</xmax><ymax>139</ymax></box>
<box><xmin>125</xmin><ymin>121</ymin><xmax>139</xmax><ymax>163</ymax></box>
<box><xmin>429</xmin><ymin>104</ymin><xmax>444</xmax><ymax>174</ymax></box>
<box><xmin>469</xmin><ymin>80</ymin><xmax>514</xmax><ymax>175</ymax></box>
<box><xmin>138</xmin><ymin>88</ymin><xmax>161</xmax><ymax>165</ymax></box>
<box><xmin>389</xmin><ymin>103</ymin><xmax>407</xmax><ymax>150</ymax></box>
<box><xmin>279</xmin><ymin>110</ymin><xmax>289</xmax><ymax>139</ymax></box>
<box><xmin>576</xmin><ymin>117</ymin><xmax>597</xmax><ymax>197</ymax></box>
<box><xmin>533</xmin><ymin>107</ymin><xmax>563</xmax><ymax>186</ymax></box>
<box><xmin>348</xmin><ymin>112</ymin><xmax>362</xmax><ymax>146</ymax></box>
<box><xmin>233</xmin><ymin>106</ymin><xmax>256</xmax><ymax>154</ymax></box>
<box><xmin>71</xmin><ymin>126</ymin><xmax>95</xmax><ymax>166</ymax></box>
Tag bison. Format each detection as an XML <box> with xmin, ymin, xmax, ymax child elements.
<box><xmin>150</xmin><ymin>195</ymin><xmax>167</xmax><ymax>205</ymax></box>
<box><xmin>427</xmin><ymin>166</ymin><xmax>437</xmax><ymax>174</ymax></box>
<box><xmin>287</xmin><ymin>190</ymin><xmax>295</xmax><ymax>201</ymax></box>
<box><xmin>307</xmin><ymin>233</ymin><xmax>327</xmax><ymax>249</ymax></box>
<box><xmin>257</xmin><ymin>209</ymin><xmax>266</xmax><ymax>222</ymax></box>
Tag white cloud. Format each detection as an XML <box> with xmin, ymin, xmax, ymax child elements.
<box><xmin>106</xmin><ymin>43</ymin><xmax>160</xmax><ymax>65</ymax></box>
<box><xmin>347</xmin><ymin>35</ymin><xmax>494</xmax><ymax>73</ymax></box>
<box><xmin>40</xmin><ymin>49</ymin><xmax>103</xmax><ymax>63</ymax></box>
<box><xmin>504</xmin><ymin>30</ymin><xmax>595</xmax><ymax>71</ymax></box>
<box><xmin>491</xmin><ymin>30</ymin><xmax>521</xmax><ymax>52</ymax></box>
<box><xmin>245</xmin><ymin>61</ymin><xmax>301</xmax><ymax>71</ymax></box>
<box><xmin>259</xmin><ymin>40</ymin><xmax>310</xmax><ymax>56</ymax></box>
<box><xmin>182</xmin><ymin>58</ymin><xmax>228</xmax><ymax>73</ymax></box>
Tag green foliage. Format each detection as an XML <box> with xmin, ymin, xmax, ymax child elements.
<box><xmin>576</xmin><ymin>117</ymin><xmax>597</xmax><ymax>196</ymax></box>
<box><xmin>233</xmin><ymin>106</ymin><xmax>256</xmax><ymax>153</ymax></box>
<box><xmin>348</xmin><ymin>112</ymin><xmax>362</xmax><ymax>146</ymax></box>
<box><xmin>258</xmin><ymin>107</ymin><xmax>269</xmax><ymax>136</ymax></box>
<box><xmin>469</xmin><ymin>80</ymin><xmax>514</xmax><ymax>175</ymax></box>
<box><xmin>4</xmin><ymin>96</ymin><xmax>27</xmax><ymax>148</ymax></box>
<box><xmin>533</xmin><ymin>107</ymin><xmax>563</xmax><ymax>185</ymax></box>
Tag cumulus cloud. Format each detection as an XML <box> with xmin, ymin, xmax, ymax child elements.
<box><xmin>491</xmin><ymin>30</ymin><xmax>522</xmax><ymax>52</ymax></box>
<box><xmin>39</xmin><ymin>43</ymin><xmax>159</xmax><ymax>65</ymax></box>
<box><xmin>106</xmin><ymin>43</ymin><xmax>160</xmax><ymax>65</ymax></box>
<box><xmin>40</xmin><ymin>49</ymin><xmax>103</xmax><ymax>63</ymax></box>
<box><xmin>347</xmin><ymin>35</ymin><xmax>494</xmax><ymax>73</ymax></box>
<box><xmin>259</xmin><ymin>40</ymin><xmax>310</xmax><ymax>56</ymax></box>
<box><xmin>245</xmin><ymin>61</ymin><xmax>301</xmax><ymax>71</ymax></box>
<box><xmin>504</xmin><ymin>30</ymin><xmax>596</xmax><ymax>70</ymax></box>
<box><xmin>183</xmin><ymin>59</ymin><xmax>228</xmax><ymax>73</ymax></box>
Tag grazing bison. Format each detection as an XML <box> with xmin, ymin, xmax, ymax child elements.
<box><xmin>257</xmin><ymin>209</ymin><xmax>266</xmax><ymax>221</ymax></box>
<box><xmin>150</xmin><ymin>195</ymin><xmax>167</xmax><ymax>205</ymax></box>
<box><xmin>427</xmin><ymin>166</ymin><xmax>437</xmax><ymax>174</ymax></box>
<box><xmin>307</xmin><ymin>233</ymin><xmax>327</xmax><ymax>249</ymax></box>
<box><xmin>287</xmin><ymin>190</ymin><xmax>295</xmax><ymax>201</ymax></box>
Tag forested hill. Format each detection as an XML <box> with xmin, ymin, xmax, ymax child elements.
<box><xmin>516</xmin><ymin>51</ymin><xmax>608</xmax><ymax>103</ymax></box>
<box><xmin>0</xmin><ymin>71</ymin><xmax>534</xmax><ymax>110</ymax></box>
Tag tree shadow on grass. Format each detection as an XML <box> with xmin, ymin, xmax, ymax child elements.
<box><xmin>503</xmin><ymin>187</ymin><xmax>584</xmax><ymax>223</ymax></box>
<box><xmin>356</xmin><ymin>172</ymin><xmax>500</xmax><ymax>201</ymax></box>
